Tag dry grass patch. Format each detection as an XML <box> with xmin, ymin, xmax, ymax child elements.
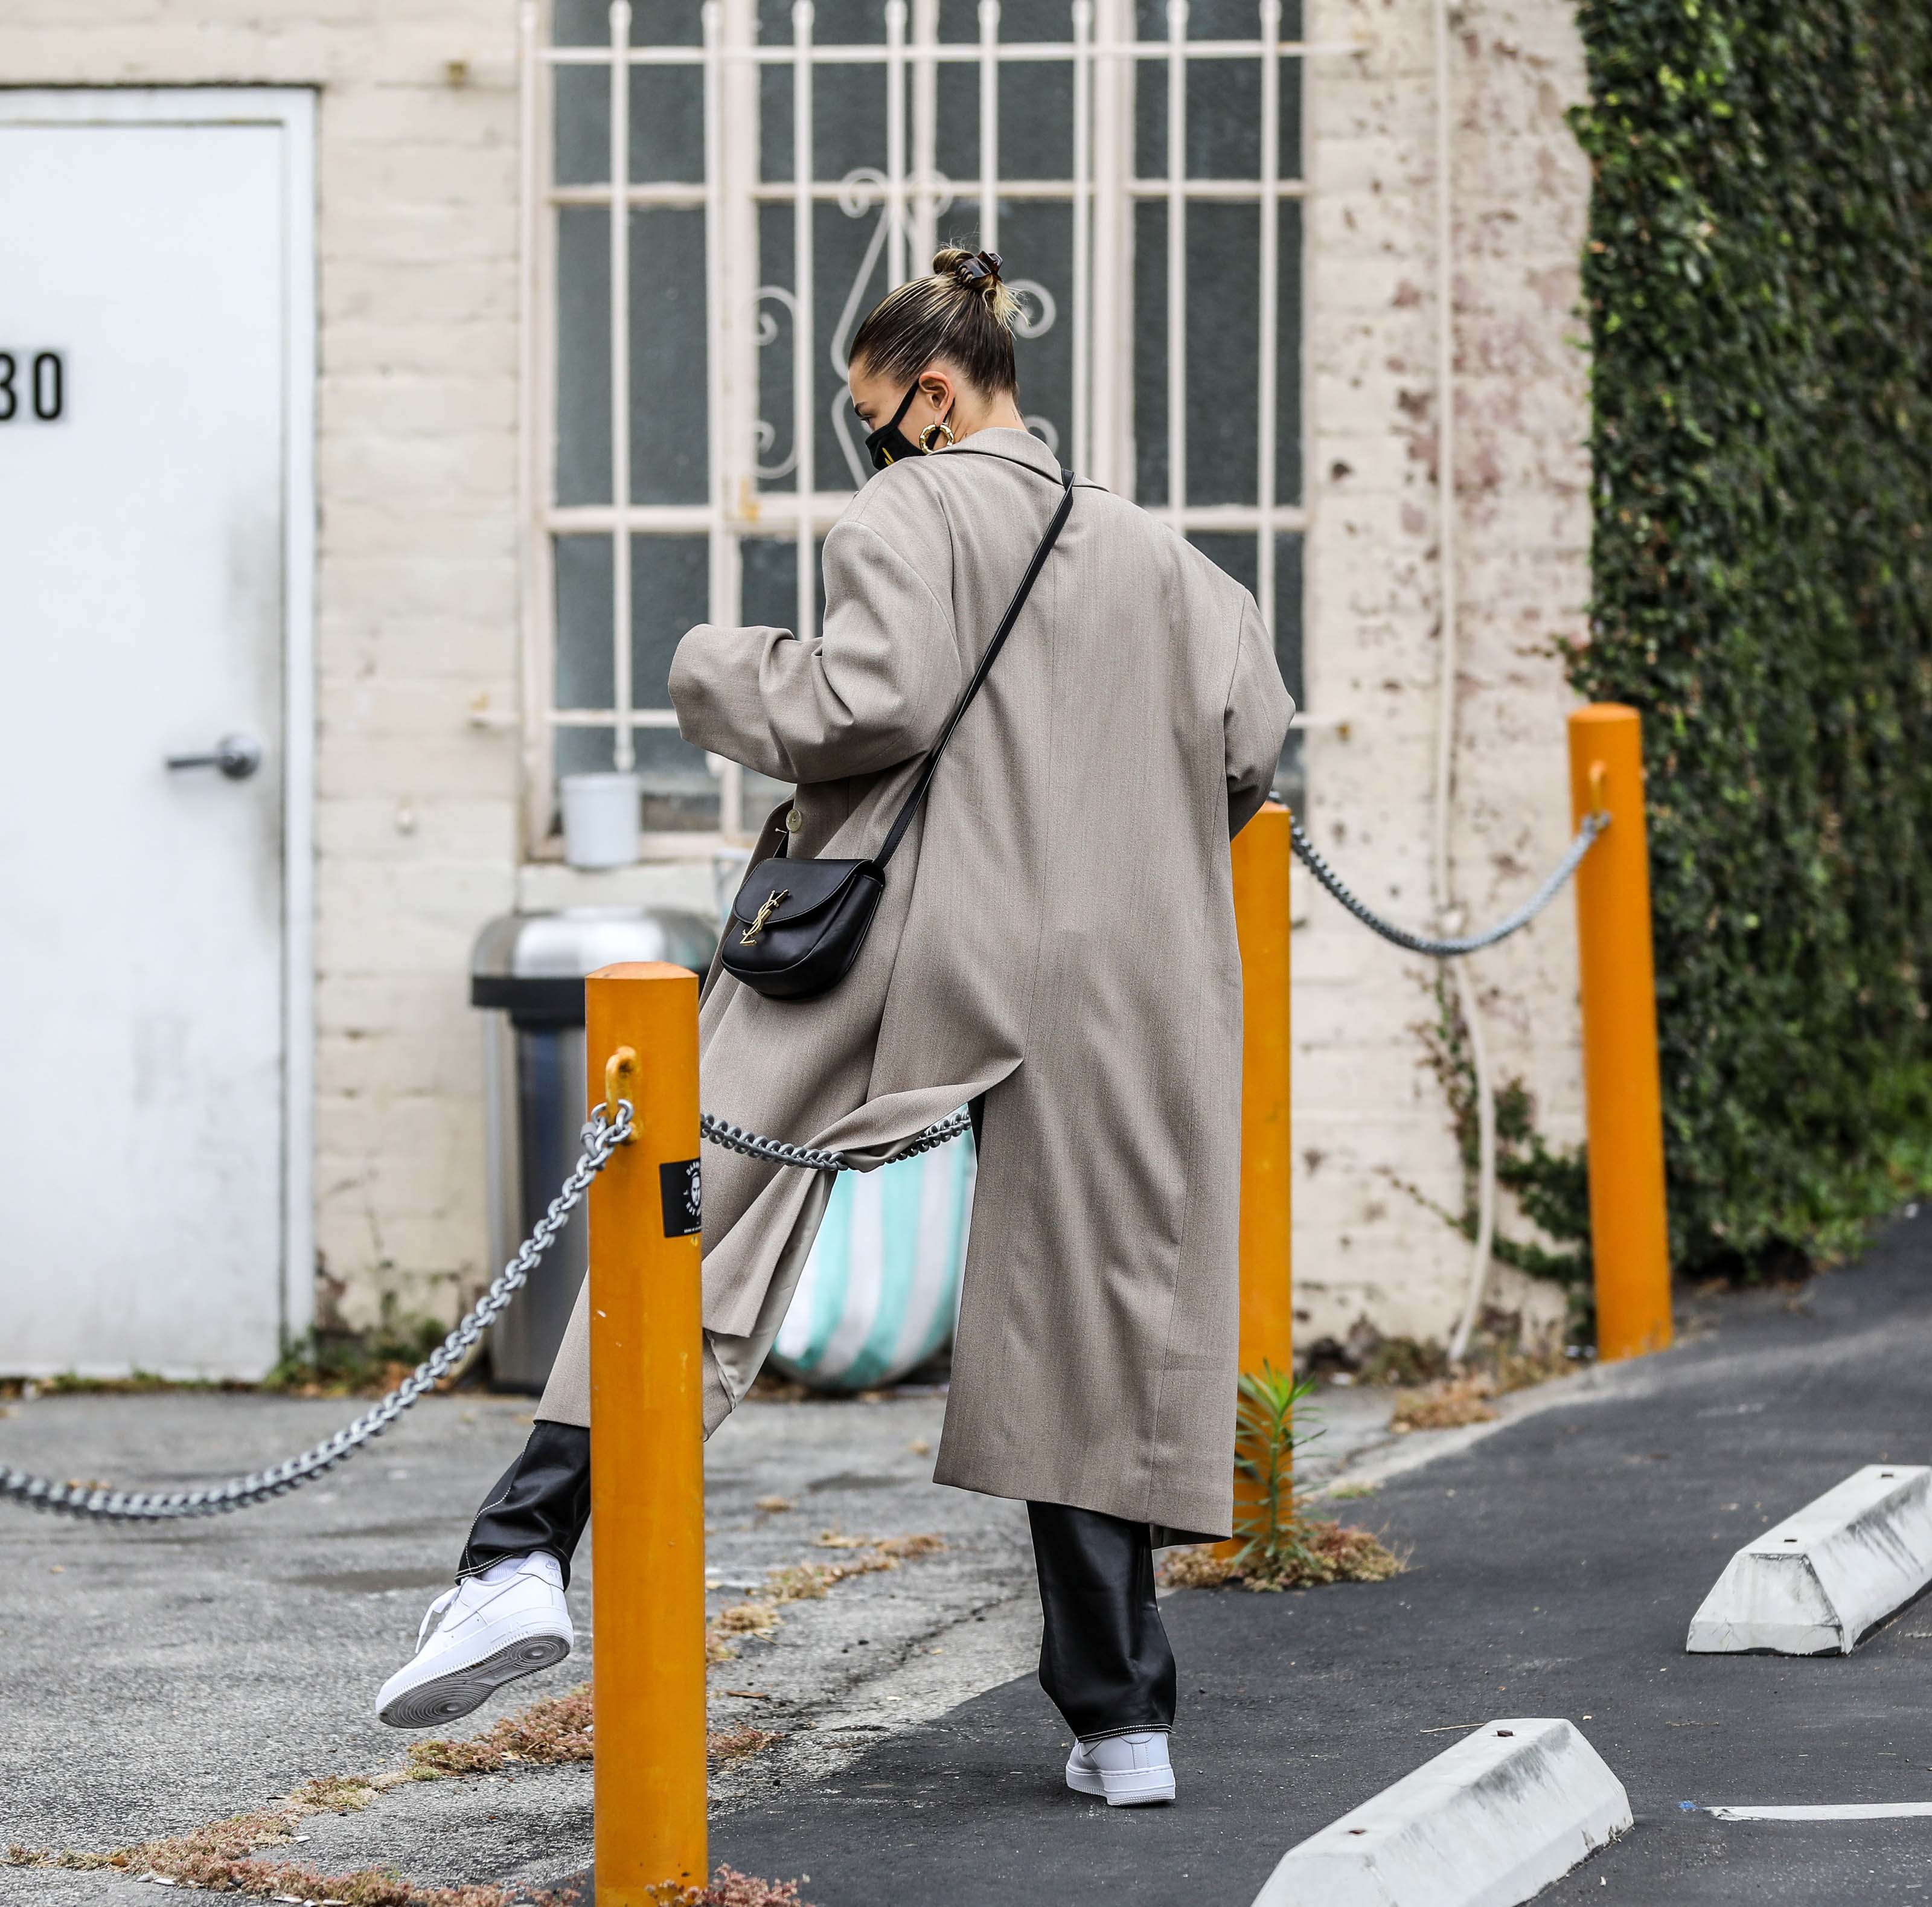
<box><xmin>872</xmin><ymin>1532</ymin><xmax>945</xmax><ymax>1560</ymax></box>
<box><xmin>1387</xmin><ymin>1328</ymin><xmax>1577</xmax><ymax>1433</ymax></box>
<box><xmin>1390</xmin><ymin>1374</ymin><xmax>1501</xmax><ymax>1433</ymax></box>
<box><xmin>1161</xmin><ymin>1520</ymin><xmax>1404</xmax><ymax>1592</ymax></box>
<box><xmin>5</xmin><ymin>1678</ymin><xmax>816</xmax><ymax>1906</ymax></box>
<box><xmin>5</xmin><ymin>1793</ymin><xmax>517</xmax><ymax>1905</ymax></box>
<box><xmin>10</xmin><ymin>1534</ymin><xmax>942</xmax><ymax>1900</ymax></box>
<box><xmin>708</xmin><ymin>1725</ymin><xmax>783</xmax><ymax>1763</ymax></box>
<box><xmin>405</xmin><ymin>1683</ymin><xmax>593</xmax><ymax>1778</ymax></box>
<box><xmin>703</xmin><ymin>1533</ymin><xmax>945</xmax><ymax>1663</ymax></box>
<box><xmin>640</xmin><ymin>1867</ymin><xmax>816</xmax><ymax>1906</ymax></box>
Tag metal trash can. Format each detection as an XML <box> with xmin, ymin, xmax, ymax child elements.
<box><xmin>470</xmin><ymin>906</ymin><xmax>716</xmax><ymax>1391</ymax></box>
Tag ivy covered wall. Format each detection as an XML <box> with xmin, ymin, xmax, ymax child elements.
<box><xmin>1568</xmin><ymin>0</ymin><xmax>1932</xmax><ymax>1272</ymax></box>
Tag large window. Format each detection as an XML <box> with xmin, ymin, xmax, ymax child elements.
<box><xmin>521</xmin><ymin>0</ymin><xmax>1308</xmax><ymax>854</ymax></box>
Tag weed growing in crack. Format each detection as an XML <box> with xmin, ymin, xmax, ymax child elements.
<box><xmin>406</xmin><ymin>1684</ymin><xmax>594</xmax><ymax>1777</ymax></box>
<box><xmin>7</xmin><ymin>1533</ymin><xmax>940</xmax><ymax>1902</ymax></box>
<box><xmin>1159</xmin><ymin>1367</ymin><xmax>1404</xmax><ymax>1592</ymax></box>
<box><xmin>636</xmin><ymin>1867</ymin><xmax>815</xmax><ymax>1906</ymax></box>
<box><xmin>708</xmin><ymin>1726</ymin><xmax>784</xmax><ymax>1764</ymax></box>
<box><xmin>703</xmin><ymin>1533</ymin><xmax>946</xmax><ymax>1662</ymax></box>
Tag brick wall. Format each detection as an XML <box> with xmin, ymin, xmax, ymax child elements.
<box><xmin>1299</xmin><ymin>0</ymin><xmax>1592</xmax><ymax>1350</ymax></box>
<box><xmin>3</xmin><ymin>0</ymin><xmax>1595</xmax><ymax>1356</ymax></box>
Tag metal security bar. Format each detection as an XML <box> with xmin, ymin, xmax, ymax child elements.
<box><xmin>519</xmin><ymin>0</ymin><xmax>1346</xmax><ymax>856</ymax></box>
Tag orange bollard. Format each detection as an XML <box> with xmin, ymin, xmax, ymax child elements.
<box><xmin>1220</xmin><ymin>801</ymin><xmax>1294</xmax><ymax>1556</ymax></box>
<box><xmin>586</xmin><ymin>963</ymin><xmax>707</xmax><ymax>1903</ymax></box>
<box><xmin>1568</xmin><ymin>707</ymin><xmax>1673</xmax><ymax>1361</ymax></box>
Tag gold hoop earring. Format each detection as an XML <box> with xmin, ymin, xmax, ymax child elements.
<box><xmin>918</xmin><ymin>419</ymin><xmax>955</xmax><ymax>454</ymax></box>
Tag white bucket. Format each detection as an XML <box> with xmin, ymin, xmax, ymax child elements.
<box><xmin>559</xmin><ymin>772</ymin><xmax>641</xmax><ymax>870</ymax></box>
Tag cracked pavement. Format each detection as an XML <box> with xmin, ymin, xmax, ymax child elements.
<box><xmin>0</xmin><ymin>1356</ymin><xmax>1591</xmax><ymax>1902</ymax></box>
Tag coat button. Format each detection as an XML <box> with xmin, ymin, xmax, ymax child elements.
<box><xmin>786</xmin><ymin>807</ymin><xmax>804</xmax><ymax>832</ymax></box>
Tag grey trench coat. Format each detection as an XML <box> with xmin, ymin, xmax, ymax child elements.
<box><xmin>539</xmin><ymin>426</ymin><xmax>1293</xmax><ymax>1540</ymax></box>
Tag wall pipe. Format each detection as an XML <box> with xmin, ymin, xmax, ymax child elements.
<box><xmin>1429</xmin><ymin>0</ymin><xmax>1498</xmax><ymax>1367</ymax></box>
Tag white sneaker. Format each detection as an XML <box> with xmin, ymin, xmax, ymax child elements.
<box><xmin>1064</xmin><ymin>1731</ymin><xmax>1176</xmax><ymax>1806</ymax></box>
<box><xmin>376</xmin><ymin>1553</ymin><xmax>572</xmax><ymax>1729</ymax></box>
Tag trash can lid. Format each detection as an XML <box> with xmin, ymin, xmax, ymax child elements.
<box><xmin>470</xmin><ymin>906</ymin><xmax>717</xmax><ymax>1025</ymax></box>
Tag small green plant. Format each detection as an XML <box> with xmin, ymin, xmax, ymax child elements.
<box><xmin>1158</xmin><ymin>1366</ymin><xmax>1406</xmax><ymax>1592</ymax></box>
<box><xmin>1231</xmin><ymin>1364</ymin><xmax>1328</xmax><ymax>1580</ymax></box>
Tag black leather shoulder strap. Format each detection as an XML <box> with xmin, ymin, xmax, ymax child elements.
<box><xmin>871</xmin><ymin>463</ymin><xmax>1075</xmax><ymax>872</ymax></box>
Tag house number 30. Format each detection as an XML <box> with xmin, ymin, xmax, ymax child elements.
<box><xmin>0</xmin><ymin>352</ymin><xmax>65</xmax><ymax>423</ymax></box>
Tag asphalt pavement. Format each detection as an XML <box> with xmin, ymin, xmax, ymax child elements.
<box><xmin>559</xmin><ymin>1205</ymin><xmax>1932</xmax><ymax>1906</ymax></box>
<box><xmin>11</xmin><ymin>1207</ymin><xmax>1932</xmax><ymax>1906</ymax></box>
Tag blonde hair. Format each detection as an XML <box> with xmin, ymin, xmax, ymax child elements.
<box><xmin>848</xmin><ymin>246</ymin><xmax>1022</xmax><ymax>397</ymax></box>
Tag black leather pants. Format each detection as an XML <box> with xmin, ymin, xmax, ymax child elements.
<box><xmin>458</xmin><ymin>1419</ymin><xmax>591</xmax><ymax>1589</ymax></box>
<box><xmin>1028</xmin><ymin>1501</ymin><xmax>1177</xmax><ymax>1741</ymax></box>
<box><xmin>455</xmin><ymin>1426</ymin><xmax>1176</xmax><ymax>1742</ymax></box>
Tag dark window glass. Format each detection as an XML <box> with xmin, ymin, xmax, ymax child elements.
<box><xmin>554</xmin><ymin>66</ymin><xmax>609</xmax><ymax>187</ymax></box>
<box><xmin>1133</xmin><ymin>197</ymin><xmax>1302</xmax><ymax>510</ymax></box>
<box><xmin>629</xmin><ymin>65</ymin><xmax>705</xmax><ymax>184</ymax></box>
<box><xmin>555</xmin><ymin>207</ymin><xmax>612</xmax><ymax>506</ymax></box>
<box><xmin>629</xmin><ymin>209</ymin><xmax>709</xmax><ymax>505</ymax></box>
<box><xmin>994</xmin><ymin>200</ymin><xmax>1074</xmax><ymax>459</ymax></box>
<box><xmin>1189</xmin><ymin>530</ymin><xmax>1305</xmax><ymax>805</ymax></box>
<box><xmin>741</xmin><ymin>531</ymin><xmax>828</xmax><ymax>635</ymax></box>
<box><xmin>553</xmin><ymin>534</ymin><xmax>719</xmax><ymax>827</ymax></box>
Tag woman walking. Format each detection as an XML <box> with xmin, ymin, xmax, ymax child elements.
<box><xmin>379</xmin><ymin>248</ymin><xmax>1294</xmax><ymax>1807</ymax></box>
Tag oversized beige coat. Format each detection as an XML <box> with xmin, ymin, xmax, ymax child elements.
<box><xmin>539</xmin><ymin>426</ymin><xmax>1293</xmax><ymax>1539</ymax></box>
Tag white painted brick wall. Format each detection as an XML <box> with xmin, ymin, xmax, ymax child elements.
<box><xmin>5</xmin><ymin>1</ymin><xmax>1594</xmax><ymax>1356</ymax></box>
<box><xmin>1301</xmin><ymin>0</ymin><xmax>1591</xmax><ymax>1351</ymax></box>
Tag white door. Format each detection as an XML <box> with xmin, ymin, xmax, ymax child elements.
<box><xmin>0</xmin><ymin>94</ymin><xmax>314</xmax><ymax>1379</ymax></box>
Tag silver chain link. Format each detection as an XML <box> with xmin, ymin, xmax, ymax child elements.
<box><xmin>3</xmin><ymin>1097</ymin><xmax>973</xmax><ymax>1525</ymax></box>
<box><xmin>5</xmin><ymin>809</ymin><xmax>1599</xmax><ymax>1522</ymax></box>
<box><xmin>1290</xmin><ymin>809</ymin><xmax>1608</xmax><ymax>957</ymax></box>
<box><xmin>700</xmin><ymin>1105</ymin><xmax>971</xmax><ymax>1173</ymax></box>
<box><xmin>2</xmin><ymin>1103</ymin><xmax>634</xmax><ymax>1524</ymax></box>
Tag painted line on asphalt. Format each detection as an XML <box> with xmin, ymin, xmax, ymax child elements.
<box><xmin>1689</xmin><ymin>1801</ymin><xmax>1932</xmax><ymax>1822</ymax></box>
<box><xmin>1686</xmin><ymin>1463</ymin><xmax>1932</xmax><ymax>1656</ymax></box>
<box><xmin>1252</xmin><ymin>1718</ymin><xmax>1630</xmax><ymax>1906</ymax></box>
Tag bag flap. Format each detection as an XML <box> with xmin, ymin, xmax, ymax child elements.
<box><xmin>729</xmin><ymin>854</ymin><xmax>877</xmax><ymax>928</ymax></box>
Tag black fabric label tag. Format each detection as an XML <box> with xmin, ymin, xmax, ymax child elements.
<box><xmin>659</xmin><ymin>1158</ymin><xmax>703</xmax><ymax>1238</ymax></box>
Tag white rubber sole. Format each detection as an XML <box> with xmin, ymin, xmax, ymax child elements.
<box><xmin>1066</xmin><ymin>1759</ymin><xmax>1177</xmax><ymax>1807</ymax></box>
<box><xmin>377</xmin><ymin>1628</ymin><xmax>571</xmax><ymax>1729</ymax></box>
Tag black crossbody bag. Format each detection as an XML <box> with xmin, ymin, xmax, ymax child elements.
<box><xmin>720</xmin><ymin>463</ymin><xmax>1075</xmax><ymax>1001</ymax></box>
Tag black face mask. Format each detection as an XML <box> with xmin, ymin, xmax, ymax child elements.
<box><xmin>865</xmin><ymin>380</ymin><xmax>929</xmax><ymax>472</ymax></box>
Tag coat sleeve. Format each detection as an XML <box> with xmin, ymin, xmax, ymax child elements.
<box><xmin>1224</xmin><ymin>592</ymin><xmax>1296</xmax><ymax>838</ymax></box>
<box><xmin>668</xmin><ymin>490</ymin><xmax>959</xmax><ymax>786</ymax></box>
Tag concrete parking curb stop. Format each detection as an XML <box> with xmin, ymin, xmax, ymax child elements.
<box><xmin>1685</xmin><ymin>1463</ymin><xmax>1932</xmax><ymax>1656</ymax></box>
<box><xmin>1249</xmin><ymin>1718</ymin><xmax>1631</xmax><ymax>1907</ymax></box>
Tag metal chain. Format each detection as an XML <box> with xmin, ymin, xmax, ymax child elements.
<box><xmin>700</xmin><ymin>1106</ymin><xmax>971</xmax><ymax>1173</ymax></box>
<box><xmin>1290</xmin><ymin>809</ymin><xmax>1609</xmax><ymax>957</ymax></box>
<box><xmin>2</xmin><ymin>1095</ymin><xmax>971</xmax><ymax>1524</ymax></box>
<box><xmin>1</xmin><ymin>1103</ymin><xmax>633</xmax><ymax>1524</ymax></box>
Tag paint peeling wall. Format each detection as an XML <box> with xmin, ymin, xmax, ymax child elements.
<box><xmin>1298</xmin><ymin>0</ymin><xmax>1593</xmax><ymax>1350</ymax></box>
<box><xmin>1</xmin><ymin>0</ymin><xmax>1595</xmax><ymax>1358</ymax></box>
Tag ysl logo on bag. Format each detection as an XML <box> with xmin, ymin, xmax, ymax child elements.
<box><xmin>740</xmin><ymin>888</ymin><xmax>790</xmax><ymax>946</ymax></box>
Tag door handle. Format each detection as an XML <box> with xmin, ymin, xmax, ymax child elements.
<box><xmin>165</xmin><ymin>733</ymin><xmax>263</xmax><ymax>781</ymax></box>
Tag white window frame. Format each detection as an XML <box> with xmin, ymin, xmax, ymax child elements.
<box><xmin>518</xmin><ymin>0</ymin><xmax>1323</xmax><ymax>860</ymax></box>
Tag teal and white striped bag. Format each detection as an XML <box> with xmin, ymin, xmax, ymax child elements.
<box><xmin>768</xmin><ymin>1135</ymin><xmax>976</xmax><ymax>1392</ymax></box>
